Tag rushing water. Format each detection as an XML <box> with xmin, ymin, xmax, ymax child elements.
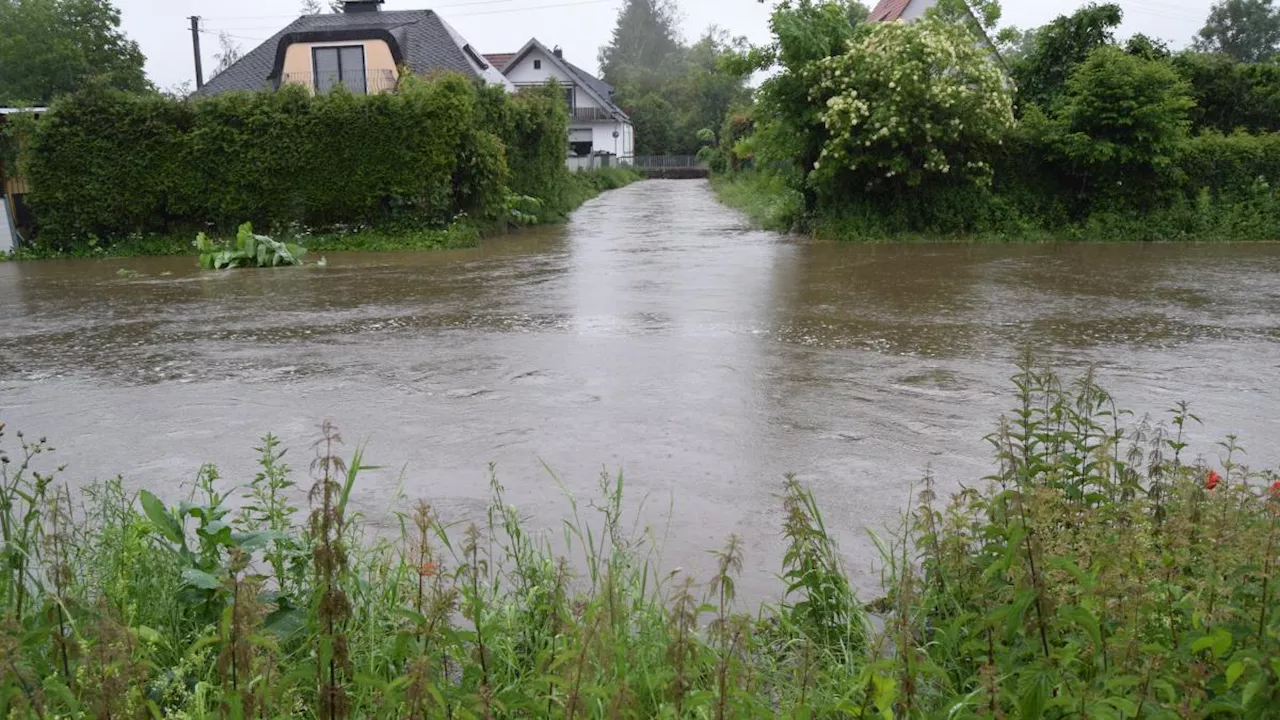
<box><xmin>3</xmin><ymin>180</ymin><xmax>1279</xmax><ymax>597</ymax></box>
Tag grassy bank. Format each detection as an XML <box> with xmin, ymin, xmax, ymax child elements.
<box><xmin>2</xmin><ymin>168</ymin><xmax>643</xmax><ymax>261</ymax></box>
<box><xmin>713</xmin><ymin>170</ymin><xmax>1280</xmax><ymax>243</ymax></box>
<box><xmin>4</xmin><ymin>364</ymin><xmax>1279</xmax><ymax>716</ymax></box>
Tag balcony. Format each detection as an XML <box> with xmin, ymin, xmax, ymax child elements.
<box><xmin>569</xmin><ymin>106</ymin><xmax>615</xmax><ymax>122</ymax></box>
<box><xmin>278</xmin><ymin>69</ymin><xmax>398</xmax><ymax>95</ymax></box>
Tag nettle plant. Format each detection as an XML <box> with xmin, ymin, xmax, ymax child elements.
<box><xmin>809</xmin><ymin>14</ymin><xmax>1014</xmax><ymax>198</ymax></box>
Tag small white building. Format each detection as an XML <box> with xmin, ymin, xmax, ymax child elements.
<box><xmin>488</xmin><ymin>39</ymin><xmax>634</xmax><ymax>169</ymax></box>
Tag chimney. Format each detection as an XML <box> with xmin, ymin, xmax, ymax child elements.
<box><xmin>343</xmin><ymin>0</ymin><xmax>383</xmax><ymax>12</ymax></box>
<box><xmin>553</xmin><ymin>46</ymin><xmax>563</xmax><ymax>59</ymax></box>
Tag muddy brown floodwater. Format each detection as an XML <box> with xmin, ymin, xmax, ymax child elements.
<box><xmin>3</xmin><ymin>180</ymin><xmax>1280</xmax><ymax>599</ymax></box>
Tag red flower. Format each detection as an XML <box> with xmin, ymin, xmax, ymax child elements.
<box><xmin>419</xmin><ymin>561</ymin><xmax>439</xmax><ymax>578</ymax></box>
<box><xmin>1270</xmin><ymin>480</ymin><xmax>1280</xmax><ymax>499</ymax></box>
<box><xmin>1206</xmin><ymin>471</ymin><xmax>1222</xmax><ymax>491</ymax></box>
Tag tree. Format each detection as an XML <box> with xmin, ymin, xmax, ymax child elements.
<box><xmin>300</xmin><ymin>0</ymin><xmax>322</xmax><ymax>13</ymax></box>
<box><xmin>212</xmin><ymin>32</ymin><xmax>243</xmax><ymax>77</ymax></box>
<box><xmin>1173</xmin><ymin>51</ymin><xmax>1280</xmax><ymax>133</ymax></box>
<box><xmin>1194</xmin><ymin>0</ymin><xmax>1280</xmax><ymax>62</ymax></box>
<box><xmin>1036</xmin><ymin>46</ymin><xmax>1193</xmax><ymax>204</ymax></box>
<box><xmin>630</xmin><ymin>93</ymin><xmax>677</xmax><ymax>155</ymax></box>
<box><xmin>598</xmin><ymin>0</ymin><xmax>683</xmax><ymax>88</ymax></box>
<box><xmin>0</xmin><ymin>0</ymin><xmax>150</xmax><ymax>105</ymax></box>
<box><xmin>1010</xmin><ymin>3</ymin><xmax>1123</xmax><ymax>112</ymax></box>
<box><xmin>738</xmin><ymin>0</ymin><xmax>872</xmax><ymax>209</ymax></box>
<box><xmin>659</xmin><ymin>29</ymin><xmax>752</xmax><ymax>153</ymax></box>
<box><xmin>1124</xmin><ymin>33</ymin><xmax>1171</xmax><ymax>61</ymax></box>
<box><xmin>808</xmin><ymin>14</ymin><xmax>1013</xmax><ymax>199</ymax></box>
<box><xmin>599</xmin><ymin>2</ymin><xmax>750</xmax><ymax>155</ymax></box>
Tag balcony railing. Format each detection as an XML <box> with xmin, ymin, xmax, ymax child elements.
<box><xmin>278</xmin><ymin>70</ymin><xmax>398</xmax><ymax>95</ymax></box>
<box><xmin>569</xmin><ymin>106</ymin><xmax>615</xmax><ymax>122</ymax></box>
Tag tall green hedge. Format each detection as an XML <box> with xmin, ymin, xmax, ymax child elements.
<box><xmin>23</xmin><ymin>75</ymin><xmax>569</xmax><ymax>249</ymax></box>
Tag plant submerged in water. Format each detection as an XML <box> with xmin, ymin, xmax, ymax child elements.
<box><xmin>2</xmin><ymin>366</ymin><xmax>1279</xmax><ymax>717</ymax></box>
<box><xmin>196</xmin><ymin>222</ymin><xmax>307</xmax><ymax>270</ymax></box>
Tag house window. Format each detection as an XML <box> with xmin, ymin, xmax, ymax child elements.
<box><xmin>569</xmin><ymin>128</ymin><xmax>592</xmax><ymax>157</ymax></box>
<box><xmin>313</xmin><ymin>45</ymin><xmax>366</xmax><ymax>94</ymax></box>
<box><xmin>534</xmin><ymin>59</ymin><xmax>542</xmax><ymax>70</ymax></box>
<box><xmin>564</xmin><ymin>86</ymin><xmax>575</xmax><ymax>111</ymax></box>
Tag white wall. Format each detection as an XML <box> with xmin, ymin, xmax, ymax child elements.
<box><xmin>0</xmin><ymin>199</ymin><xmax>15</xmax><ymax>254</ymax></box>
<box><xmin>568</xmin><ymin>121</ymin><xmax>633</xmax><ymax>157</ymax></box>
<box><xmin>505</xmin><ymin>47</ymin><xmax>603</xmax><ymax>109</ymax></box>
<box><xmin>505</xmin><ymin>47</ymin><xmax>572</xmax><ymax>83</ymax></box>
<box><xmin>901</xmin><ymin>0</ymin><xmax>937</xmax><ymax>21</ymax></box>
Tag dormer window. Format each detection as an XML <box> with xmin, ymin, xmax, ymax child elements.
<box><xmin>314</xmin><ymin>46</ymin><xmax>367</xmax><ymax>94</ymax></box>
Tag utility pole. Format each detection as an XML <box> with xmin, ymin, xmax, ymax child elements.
<box><xmin>189</xmin><ymin>16</ymin><xmax>204</xmax><ymax>89</ymax></box>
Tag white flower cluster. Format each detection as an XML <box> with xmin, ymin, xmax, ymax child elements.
<box><xmin>808</xmin><ymin>15</ymin><xmax>1014</xmax><ymax>192</ymax></box>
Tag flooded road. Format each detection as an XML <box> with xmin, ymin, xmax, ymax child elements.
<box><xmin>3</xmin><ymin>180</ymin><xmax>1279</xmax><ymax>597</ymax></box>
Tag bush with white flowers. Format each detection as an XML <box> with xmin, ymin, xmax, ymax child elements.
<box><xmin>810</xmin><ymin>15</ymin><xmax>1014</xmax><ymax>199</ymax></box>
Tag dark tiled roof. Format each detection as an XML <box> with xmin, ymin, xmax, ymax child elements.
<box><xmin>484</xmin><ymin>53</ymin><xmax>516</xmax><ymax>70</ymax></box>
<box><xmin>193</xmin><ymin>10</ymin><xmax>486</xmax><ymax>97</ymax></box>
<box><xmin>869</xmin><ymin>0</ymin><xmax>911</xmax><ymax>21</ymax></box>
<box><xmin>564</xmin><ymin>61</ymin><xmax>615</xmax><ymax>104</ymax></box>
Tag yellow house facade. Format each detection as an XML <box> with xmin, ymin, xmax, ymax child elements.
<box><xmin>191</xmin><ymin>0</ymin><xmax>512</xmax><ymax>99</ymax></box>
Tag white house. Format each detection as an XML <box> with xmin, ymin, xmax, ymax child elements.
<box><xmin>487</xmin><ymin>39</ymin><xmax>635</xmax><ymax>169</ymax></box>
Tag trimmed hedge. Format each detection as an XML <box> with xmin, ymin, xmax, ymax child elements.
<box><xmin>23</xmin><ymin>76</ymin><xmax>571</xmax><ymax>250</ymax></box>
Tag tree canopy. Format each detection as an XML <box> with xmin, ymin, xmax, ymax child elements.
<box><xmin>1037</xmin><ymin>47</ymin><xmax>1193</xmax><ymax>195</ymax></box>
<box><xmin>598</xmin><ymin>0</ymin><xmax>750</xmax><ymax>155</ymax></box>
<box><xmin>1010</xmin><ymin>3</ymin><xmax>1123</xmax><ymax>112</ymax></box>
<box><xmin>0</xmin><ymin>0</ymin><xmax>150</xmax><ymax>106</ymax></box>
<box><xmin>598</xmin><ymin>0</ymin><xmax>683</xmax><ymax>89</ymax></box>
<box><xmin>1194</xmin><ymin>0</ymin><xmax>1280</xmax><ymax>62</ymax></box>
<box><xmin>810</xmin><ymin>14</ymin><xmax>1014</xmax><ymax>198</ymax></box>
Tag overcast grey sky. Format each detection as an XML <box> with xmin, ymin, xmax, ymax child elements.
<box><xmin>120</xmin><ymin>0</ymin><xmax>1220</xmax><ymax>92</ymax></box>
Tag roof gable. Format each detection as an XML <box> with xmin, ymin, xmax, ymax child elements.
<box><xmin>501</xmin><ymin>38</ymin><xmax>627</xmax><ymax>121</ymax></box>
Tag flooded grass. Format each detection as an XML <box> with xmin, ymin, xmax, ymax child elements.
<box><xmin>3</xmin><ymin>363</ymin><xmax>1278</xmax><ymax>716</ymax></box>
<box><xmin>713</xmin><ymin>170</ymin><xmax>1280</xmax><ymax>244</ymax></box>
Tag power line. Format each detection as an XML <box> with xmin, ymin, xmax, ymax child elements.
<box><xmin>437</xmin><ymin>0</ymin><xmax>544</xmax><ymax>8</ymax></box>
<box><xmin>198</xmin><ymin>28</ymin><xmax>273</xmax><ymax>44</ymax></box>
<box><xmin>202</xmin><ymin>0</ymin><xmax>618</xmax><ymax>23</ymax></box>
<box><xmin>452</xmin><ymin>0</ymin><xmax>618</xmax><ymax>17</ymax></box>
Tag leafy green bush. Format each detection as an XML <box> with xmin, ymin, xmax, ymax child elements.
<box><xmin>196</xmin><ymin>222</ymin><xmax>306</xmax><ymax>269</ymax></box>
<box><xmin>888</xmin><ymin>364</ymin><xmax>1280</xmax><ymax>717</ymax></box>
<box><xmin>809</xmin><ymin>14</ymin><xmax>1013</xmax><ymax>200</ymax></box>
<box><xmin>1033</xmin><ymin>46</ymin><xmax>1194</xmax><ymax>210</ymax></box>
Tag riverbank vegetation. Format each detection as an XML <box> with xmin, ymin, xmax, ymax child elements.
<box><xmin>4</xmin><ymin>364</ymin><xmax>1279</xmax><ymax>716</ymax></box>
<box><xmin>2</xmin><ymin>166</ymin><xmax>641</xmax><ymax>261</ymax></box>
<box><xmin>6</xmin><ymin>75</ymin><xmax>639</xmax><ymax>259</ymax></box>
<box><xmin>711</xmin><ymin>0</ymin><xmax>1280</xmax><ymax>242</ymax></box>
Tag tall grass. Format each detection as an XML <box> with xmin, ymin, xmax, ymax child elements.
<box><xmin>2</xmin><ymin>362</ymin><xmax>1279</xmax><ymax>717</ymax></box>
